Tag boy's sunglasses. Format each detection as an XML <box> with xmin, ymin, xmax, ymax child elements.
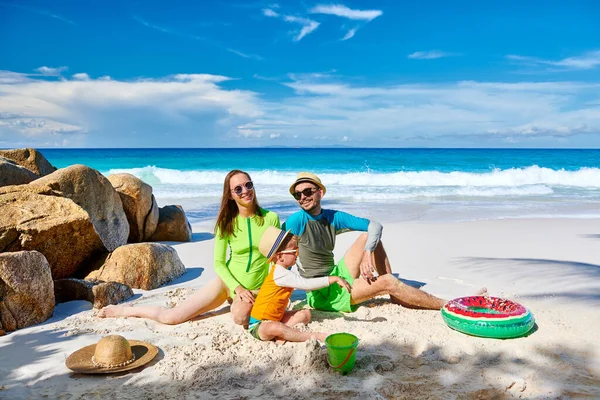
<box><xmin>231</xmin><ymin>181</ymin><xmax>254</xmax><ymax>195</ymax></box>
<box><xmin>279</xmin><ymin>248</ymin><xmax>299</xmax><ymax>255</ymax></box>
<box><xmin>292</xmin><ymin>187</ymin><xmax>318</xmax><ymax>200</ymax></box>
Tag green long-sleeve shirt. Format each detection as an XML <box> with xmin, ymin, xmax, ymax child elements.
<box><xmin>213</xmin><ymin>209</ymin><xmax>280</xmax><ymax>295</ymax></box>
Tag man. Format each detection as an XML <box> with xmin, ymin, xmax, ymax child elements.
<box><xmin>282</xmin><ymin>172</ymin><xmax>446</xmax><ymax>313</ymax></box>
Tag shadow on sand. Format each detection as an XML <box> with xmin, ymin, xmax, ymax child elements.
<box><xmin>579</xmin><ymin>233</ymin><xmax>600</xmax><ymax>240</ymax></box>
<box><xmin>190</xmin><ymin>232</ymin><xmax>215</xmax><ymax>242</ymax></box>
<box><xmin>167</xmin><ymin>267</ymin><xmax>205</xmax><ymax>286</ymax></box>
<box><xmin>2</xmin><ymin>328</ymin><xmax>598</xmax><ymax>399</ymax></box>
<box><xmin>457</xmin><ymin>256</ymin><xmax>600</xmax><ymax>305</ymax></box>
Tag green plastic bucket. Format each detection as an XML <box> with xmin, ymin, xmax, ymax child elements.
<box><xmin>325</xmin><ymin>333</ymin><xmax>358</xmax><ymax>375</ymax></box>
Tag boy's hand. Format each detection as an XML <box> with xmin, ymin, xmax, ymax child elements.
<box><xmin>331</xmin><ymin>276</ymin><xmax>352</xmax><ymax>293</ymax></box>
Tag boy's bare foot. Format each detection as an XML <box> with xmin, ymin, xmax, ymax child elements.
<box><xmin>315</xmin><ymin>332</ymin><xmax>329</xmax><ymax>342</ymax></box>
<box><xmin>97</xmin><ymin>304</ymin><xmax>131</xmax><ymax>318</ymax></box>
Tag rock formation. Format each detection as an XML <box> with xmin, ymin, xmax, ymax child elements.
<box><xmin>86</xmin><ymin>243</ymin><xmax>186</xmax><ymax>290</ymax></box>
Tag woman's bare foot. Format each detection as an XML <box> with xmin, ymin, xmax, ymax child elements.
<box><xmin>97</xmin><ymin>304</ymin><xmax>132</xmax><ymax>318</ymax></box>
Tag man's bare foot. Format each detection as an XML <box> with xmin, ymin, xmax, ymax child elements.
<box><xmin>97</xmin><ymin>304</ymin><xmax>131</xmax><ymax>318</ymax></box>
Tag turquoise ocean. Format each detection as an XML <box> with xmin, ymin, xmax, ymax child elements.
<box><xmin>41</xmin><ymin>148</ymin><xmax>600</xmax><ymax>224</ymax></box>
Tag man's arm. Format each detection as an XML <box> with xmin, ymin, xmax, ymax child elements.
<box><xmin>333</xmin><ymin>211</ymin><xmax>383</xmax><ymax>280</ymax></box>
<box><xmin>359</xmin><ymin>221</ymin><xmax>383</xmax><ymax>279</ymax></box>
<box><xmin>364</xmin><ymin>220</ymin><xmax>383</xmax><ymax>252</ymax></box>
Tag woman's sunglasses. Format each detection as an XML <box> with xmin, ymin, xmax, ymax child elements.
<box><xmin>292</xmin><ymin>187</ymin><xmax>318</xmax><ymax>200</ymax></box>
<box><xmin>231</xmin><ymin>181</ymin><xmax>254</xmax><ymax>196</ymax></box>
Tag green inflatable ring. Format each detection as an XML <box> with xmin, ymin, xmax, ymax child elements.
<box><xmin>441</xmin><ymin>296</ymin><xmax>535</xmax><ymax>339</ymax></box>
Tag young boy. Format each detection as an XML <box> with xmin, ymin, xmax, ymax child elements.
<box><xmin>249</xmin><ymin>226</ymin><xmax>352</xmax><ymax>342</ymax></box>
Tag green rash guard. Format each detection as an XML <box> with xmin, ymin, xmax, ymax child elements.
<box><xmin>213</xmin><ymin>209</ymin><xmax>280</xmax><ymax>296</ymax></box>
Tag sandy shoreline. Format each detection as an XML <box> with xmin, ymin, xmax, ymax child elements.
<box><xmin>1</xmin><ymin>218</ymin><xmax>599</xmax><ymax>399</ymax></box>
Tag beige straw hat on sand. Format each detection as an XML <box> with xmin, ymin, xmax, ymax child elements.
<box><xmin>66</xmin><ymin>335</ymin><xmax>158</xmax><ymax>374</ymax></box>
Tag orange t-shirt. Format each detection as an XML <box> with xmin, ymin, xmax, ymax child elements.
<box><xmin>250</xmin><ymin>264</ymin><xmax>293</xmax><ymax>322</ymax></box>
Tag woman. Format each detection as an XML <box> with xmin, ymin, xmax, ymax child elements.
<box><xmin>98</xmin><ymin>170</ymin><xmax>280</xmax><ymax>326</ymax></box>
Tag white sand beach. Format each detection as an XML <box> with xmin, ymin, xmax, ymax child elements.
<box><xmin>1</xmin><ymin>218</ymin><xmax>599</xmax><ymax>399</ymax></box>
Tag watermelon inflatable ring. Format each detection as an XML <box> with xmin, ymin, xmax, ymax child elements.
<box><xmin>441</xmin><ymin>296</ymin><xmax>535</xmax><ymax>339</ymax></box>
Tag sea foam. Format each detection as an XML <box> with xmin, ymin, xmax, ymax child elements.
<box><xmin>105</xmin><ymin>165</ymin><xmax>600</xmax><ymax>190</ymax></box>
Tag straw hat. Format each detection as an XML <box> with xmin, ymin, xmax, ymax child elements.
<box><xmin>259</xmin><ymin>226</ymin><xmax>292</xmax><ymax>261</ymax></box>
<box><xmin>66</xmin><ymin>335</ymin><xmax>158</xmax><ymax>374</ymax></box>
<box><xmin>289</xmin><ymin>172</ymin><xmax>326</xmax><ymax>195</ymax></box>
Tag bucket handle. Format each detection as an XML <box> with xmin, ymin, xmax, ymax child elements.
<box><xmin>328</xmin><ymin>348</ymin><xmax>355</xmax><ymax>370</ymax></box>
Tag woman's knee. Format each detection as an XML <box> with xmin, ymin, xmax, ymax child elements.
<box><xmin>231</xmin><ymin>302</ymin><xmax>252</xmax><ymax>325</ymax></box>
<box><xmin>232</xmin><ymin>313</ymin><xmax>249</xmax><ymax>326</ymax></box>
<box><xmin>159</xmin><ymin>310</ymin><xmax>186</xmax><ymax>325</ymax></box>
<box><xmin>231</xmin><ymin>307</ymin><xmax>250</xmax><ymax>325</ymax></box>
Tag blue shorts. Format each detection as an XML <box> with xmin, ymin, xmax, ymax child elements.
<box><xmin>247</xmin><ymin>316</ymin><xmax>264</xmax><ymax>340</ymax></box>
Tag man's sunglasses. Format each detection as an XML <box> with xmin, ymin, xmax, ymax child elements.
<box><xmin>292</xmin><ymin>187</ymin><xmax>318</xmax><ymax>200</ymax></box>
<box><xmin>231</xmin><ymin>181</ymin><xmax>254</xmax><ymax>196</ymax></box>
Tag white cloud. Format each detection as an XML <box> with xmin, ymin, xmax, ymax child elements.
<box><xmin>0</xmin><ymin>70</ymin><xmax>263</xmax><ymax>147</ymax></box>
<box><xmin>1</xmin><ymin>3</ymin><xmax>75</xmax><ymax>25</ymax></box>
<box><xmin>263</xmin><ymin>8</ymin><xmax>279</xmax><ymax>17</ymax></box>
<box><xmin>341</xmin><ymin>27</ymin><xmax>357</xmax><ymax>41</ymax></box>
<box><xmin>306</xmin><ymin>4</ymin><xmax>382</xmax><ymax>40</ymax></box>
<box><xmin>507</xmin><ymin>50</ymin><xmax>600</xmax><ymax>71</ymax></box>
<box><xmin>72</xmin><ymin>73</ymin><xmax>90</xmax><ymax>81</ymax></box>
<box><xmin>0</xmin><ymin>71</ymin><xmax>31</xmax><ymax>84</ymax></box>
<box><xmin>35</xmin><ymin>66</ymin><xmax>68</xmax><ymax>76</ymax></box>
<box><xmin>0</xmin><ymin>118</ymin><xmax>82</xmax><ymax>136</ymax></box>
<box><xmin>283</xmin><ymin>16</ymin><xmax>320</xmax><ymax>41</ymax></box>
<box><xmin>133</xmin><ymin>16</ymin><xmax>262</xmax><ymax>60</ymax></box>
<box><xmin>2</xmin><ymin>69</ymin><xmax>600</xmax><ymax>148</ymax></box>
<box><xmin>310</xmin><ymin>4</ymin><xmax>382</xmax><ymax>21</ymax></box>
<box><xmin>486</xmin><ymin>124</ymin><xmax>593</xmax><ymax>137</ymax></box>
<box><xmin>226</xmin><ymin>48</ymin><xmax>263</xmax><ymax>60</ymax></box>
<box><xmin>237</xmin><ymin>129</ymin><xmax>263</xmax><ymax>138</ymax></box>
<box><xmin>250</xmin><ymin>77</ymin><xmax>600</xmax><ymax>145</ymax></box>
<box><xmin>408</xmin><ymin>51</ymin><xmax>454</xmax><ymax>60</ymax></box>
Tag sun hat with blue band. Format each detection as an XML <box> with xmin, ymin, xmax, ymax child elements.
<box><xmin>259</xmin><ymin>226</ymin><xmax>292</xmax><ymax>261</ymax></box>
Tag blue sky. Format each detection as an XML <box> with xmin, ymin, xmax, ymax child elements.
<box><xmin>1</xmin><ymin>0</ymin><xmax>599</xmax><ymax>148</ymax></box>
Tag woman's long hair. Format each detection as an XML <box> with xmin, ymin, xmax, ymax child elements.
<box><xmin>215</xmin><ymin>170</ymin><xmax>264</xmax><ymax>238</ymax></box>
